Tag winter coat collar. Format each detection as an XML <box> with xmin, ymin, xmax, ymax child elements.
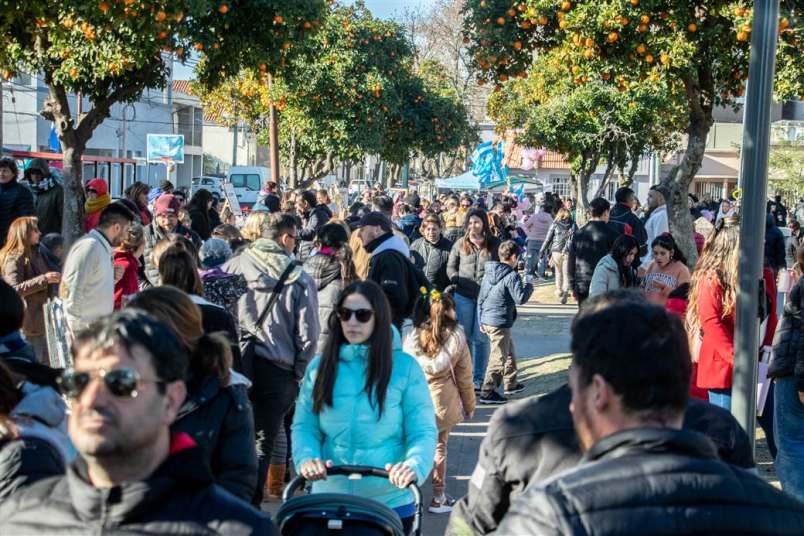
<box><xmin>583</xmin><ymin>427</ymin><xmax>718</xmax><ymax>465</ymax></box>
<box><xmin>303</xmin><ymin>252</ymin><xmax>342</xmax><ymax>291</ymax></box>
<box><xmin>246</xmin><ymin>238</ymin><xmax>302</xmax><ymax>284</ymax></box>
<box><xmin>177</xmin><ymin>374</ymin><xmax>221</xmax><ymax>420</ymax></box>
<box><xmin>483</xmin><ymin>260</ymin><xmax>516</xmax><ymax>285</ymax></box>
<box><xmin>12</xmin><ymin>381</ymin><xmax>67</xmax><ymax>429</ymax></box>
<box><xmin>597</xmin><ymin>254</ymin><xmax>619</xmax><ymax>273</ymax></box>
<box><xmin>66</xmin><ymin>434</ymin><xmax>213</xmax><ymax>524</ymax></box>
<box><xmin>365</xmin><ymin>232</ymin><xmax>410</xmax><ymax>257</ymax></box>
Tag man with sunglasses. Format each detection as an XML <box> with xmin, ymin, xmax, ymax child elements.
<box><xmin>0</xmin><ymin>310</ymin><xmax>276</xmax><ymax>534</ymax></box>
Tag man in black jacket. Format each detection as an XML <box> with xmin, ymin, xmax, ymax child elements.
<box><xmin>0</xmin><ymin>310</ymin><xmax>276</xmax><ymax>535</ymax></box>
<box><xmin>448</xmin><ymin>290</ymin><xmax>756</xmax><ymax>535</ymax></box>
<box><xmin>491</xmin><ymin>299</ymin><xmax>804</xmax><ymax>535</ymax></box>
<box><xmin>0</xmin><ymin>158</ymin><xmax>35</xmax><ymax>248</ymax></box>
<box><xmin>608</xmin><ymin>187</ymin><xmax>647</xmax><ymax>257</ymax></box>
<box><xmin>568</xmin><ymin>197</ymin><xmax>621</xmax><ymax>304</ymax></box>
<box><xmin>358</xmin><ymin>212</ymin><xmax>414</xmax><ymax>329</ymax></box>
<box><xmin>296</xmin><ymin>189</ymin><xmax>332</xmax><ymax>262</ymax></box>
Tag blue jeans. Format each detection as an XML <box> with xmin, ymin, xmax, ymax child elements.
<box><xmin>774</xmin><ymin>377</ymin><xmax>804</xmax><ymax>501</ymax></box>
<box><xmin>708</xmin><ymin>388</ymin><xmax>732</xmax><ymax>410</ymax></box>
<box><xmin>454</xmin><ymin>293</ymin><xmax>490</xmax><ymax>384</ymax></box>
<box><xmin>526</xmin><ymin>240</ymin><xmax>544</xmax><ymax>277</ymax></box>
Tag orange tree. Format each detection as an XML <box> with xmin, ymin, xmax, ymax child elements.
<box><xmin>463</xmin><ymin>0</ymin><xmax>804</xmax><ymax>262</ymax></box>
<box><xmin>198</xmin><ymin>2</ymin><xmax>475</xmax><ymax>187</ymax></box>
<box><xmin>0</xmin><ymin>0</ymin><xmax>327</xmax><ymax>242</ymax></box>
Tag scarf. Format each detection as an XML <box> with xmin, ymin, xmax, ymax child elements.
<box><xmin>85</xmin><ymin>194</ymin><xmax>111</xmax><ymax>215</ymax></box>
<box><xmin>248</xmin><ymin>238</ymin><xmax>302</xmax><ymax>283</ymax></box>
<box><xmin>31</xmin><ymin>177</ymin><xmax>57</xmax><ymax>193</ymax></box>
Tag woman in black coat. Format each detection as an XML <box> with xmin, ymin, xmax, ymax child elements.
<box><xmin>186</xmin><ymin>189</ymin><xmax>214</xmax><ymax>241</ymax></box>
<box><xmin>410</xmin><ymin>214</ymin><xmax>452</xmax><ymax>291</ymax></box>
<box><xmin>128</xmin><ymin>286</ymin><xmax>258</xmax><ymax>502</ymax></box>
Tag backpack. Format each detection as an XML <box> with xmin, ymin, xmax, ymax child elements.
<box><xmin>387</xmin><ymin>250</ymin><xmax>431</xmax><ymax>318</ymax></box>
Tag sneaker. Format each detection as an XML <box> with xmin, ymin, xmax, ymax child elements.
<box><xmin>560</xmin><ymin>292</ymin><xmax>568</xmax><ymax>305</ymax></box>
<box><xmin>473</xmin><ymin>380</ymin><xmax>481</xmax><ymax>393</ymax></box>
<box><xmin>479</xmin><ymin>391</ymin><xmax>508</xmax><ymax>405</ymax></box>
<box><xmin>428</xmin><ymin>494</ymin><xmax>456</xmax><ymax>514</ymax></box>
<box><xmin>504</xmin><ymin>383</ymin><xmax>526</xmax><ymax>395</ymax></box>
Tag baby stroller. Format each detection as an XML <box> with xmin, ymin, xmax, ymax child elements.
<box><xmin>275</xmin><ymin>465</ymin><xmax>422</xmax><ymax>536</ymax></box>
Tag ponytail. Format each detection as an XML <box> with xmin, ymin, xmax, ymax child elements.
<box><xmin>192</xmin><ymin>332</ymin><xmax>232</xmax><ymax>386</ymax></box>
<box><xmin>414</xmin><ymin>291</ymin><xmax>458</xmax><ymax>357</ymax></box>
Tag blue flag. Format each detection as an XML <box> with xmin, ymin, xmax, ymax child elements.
<box><xmin>49</xmin><ymin>123</ymin><xmax>60</xmax><ymax>152</ymax></box>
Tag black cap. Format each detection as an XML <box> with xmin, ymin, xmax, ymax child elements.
<box><xmin>355</xmin><ymin>211</ymin><xmax>392</xmax><ymax>231</ymax></box>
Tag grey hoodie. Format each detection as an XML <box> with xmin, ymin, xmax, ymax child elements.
<box><xmin>589</xmin><ymin>254</ymin><xmax>621</xmax><ymax>298</ymax></box>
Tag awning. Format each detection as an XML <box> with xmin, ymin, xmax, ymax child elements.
<box><xmin>435</xmin><ymin>170</ymin><xmax>481</xmax><ymax>190</ymax></box>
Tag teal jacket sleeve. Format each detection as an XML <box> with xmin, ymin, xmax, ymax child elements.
<box><xmin>399</xmin><ymin>354</ymin><xmax>438</xmax><ymax>484</ymax></box>
<box><xmin>291</xmin><ymin>357</ymin><xmax>324</xmax><ymax>468</ymax></box>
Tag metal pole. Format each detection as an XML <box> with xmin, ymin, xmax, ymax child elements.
<box><xmin>232</xmin><ymin>123</ymin><xmax>238</xmax><ymax>167</ymax></box>
<box><xmin>732</xmin><ymin>0</ymin><xmax>779</xmax><ymax>450</ymax></box>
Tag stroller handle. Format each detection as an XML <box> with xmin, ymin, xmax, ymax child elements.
<box><xmin>282</xmin><ymin>464</ymin><xmax>423</xmax><ymax>536</ymax></box>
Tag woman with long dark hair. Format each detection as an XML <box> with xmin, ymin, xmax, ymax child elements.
<box><xmin>589</xmin><ymin>234</ymin><xmax>640</xmax><ymax>298</ymax></box>
<box><xmin>124</xmin><ymin>181</ymin><xmax>152</xmax><ymax>225</ymax></box>
<box><xmin>446</xmin><ymin>208</ymin><xmax>500</xmax><ymax>388</ymax></box>
<box><xmin>642</xmin><ymin>233</ymin><xmax>690</xmax><ymax>306</ymax></box>
<box><xmin>127</xmin><ymin>286</ymin><xmax>257</xmax><ymax>502</ymax></box>
<box><xmin>186</xmin><ymin>189</ymin><xmax>214</xmax><ymax>241</ymax></box>
<box><xmin>292</xmin><ymin>281</ymin><xmax>436</xmax><ymax>533</ymax></box>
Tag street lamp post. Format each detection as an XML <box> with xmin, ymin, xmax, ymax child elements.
<box><xmin>732</xmin><ymin>0</ymin><xmax>780</xmax><ymax>450</ymax></box>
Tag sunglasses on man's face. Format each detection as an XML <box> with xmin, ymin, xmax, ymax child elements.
<box><xmin>337</xmin><ymin>307</ymin><xmax>374</xmax><ymax>323</ymax></box>
<box><xmin>57</xmin><ymin>367</ymin><xmax>165</xmax><ymax>400</ymax></box>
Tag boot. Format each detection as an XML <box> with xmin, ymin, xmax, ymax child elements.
<box><xmin>264</xmin><ymin>463</ymin><xmax>286</xmax><ymax>500</ymax></box>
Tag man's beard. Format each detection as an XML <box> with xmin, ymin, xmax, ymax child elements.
<box><xmin>571</xmin><ymin>397</ymin><xmax>597</xmax><ymax>454</ymax></box>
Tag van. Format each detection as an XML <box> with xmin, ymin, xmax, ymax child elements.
<box><xmin>227</xmin><ymin>166</ymin><xmax>271</xmax><ymax>210</ymax></box>
<box><xmin>191</xmin><ymin>176</ymin><xmax>224</xmax><ymax>199</ymax></box>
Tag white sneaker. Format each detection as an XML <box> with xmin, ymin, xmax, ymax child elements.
<box><xmin>428</xmin><ymin>494</ymin><xmax>456</xmax><ymax>514</ymax></box>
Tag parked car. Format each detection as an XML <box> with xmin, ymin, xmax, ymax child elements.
<box><xmin>227</xmin><ymin>166</ymin><xmax>271</xmax><ymax>211</ymax></box>
<box><xmin>191</xmin><ymin>176</ymin><xmax>224</xmax><ymax>199</ymax></box>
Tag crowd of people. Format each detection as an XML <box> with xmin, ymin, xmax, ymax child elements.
<box><xmin>0</xmin><ymin>153</ymin><xmax>803</xmax><ymax>534</ymax></box>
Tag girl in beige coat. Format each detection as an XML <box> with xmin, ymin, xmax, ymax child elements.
<box><xmin>403</xmin><ymin>290</ymin><xmax>476</xmax><ymax>514</ymax></box>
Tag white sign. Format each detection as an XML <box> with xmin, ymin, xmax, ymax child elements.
<box><xmin>147</xmin><ymin>134</ymin><xmax>185</xmax><ymax>163</ymax></box>
<box><xmin>221</xmin><ymin>182</ymin><xmax>242</xmax><ymax>217</ymax></box>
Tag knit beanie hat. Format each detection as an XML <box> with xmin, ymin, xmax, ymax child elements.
<box><xmin>154</xmin><ymin>193</ymin><xmax>181</xmax><ymax>216</ymax></box>
<box><xmin>199</xmin><ymin>238</ymin><xmax>232</xmax><ymax>268</ymax></box>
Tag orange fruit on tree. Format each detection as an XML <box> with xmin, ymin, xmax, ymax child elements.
<box><xmin>571</xmin><ymin>65</ymin><xmax>580</xmax><ymax>74</ymax></box>
<box><xmin>304</xmin><ymin>21</ymin><xmax>312</xmax><ymax>29</ymax></box>
<box><xmin>218</xmin><ymin>4</ymin><xmax>229</xmax><ymax>14</ymax></box>
<box><xmin>737</xmin><ymin>31</ymin><xmax>748</xmax><ymax>41</ymax></box>
<box><xmin>660</xmin><ymin>53</ymin><xmax>670</xmax><ymax>65</ymax></box>
<box><xmin>258</xmin><ymin>63</ymin><xmax>267</xmax><ymax>71</ymax></box>
<box><xmin>538</xmin><ymin>15</ymin><xmax>548</xmax><ymax>25</ymax></box>
<box><xmin>175</xmin><ymin>11</ymin><xmax>184</xmax><ymax>22</ymax></box>
<box><xmin>499</xmin><ymin>73</ymin><xmax>509</xmax><ymax>81</ymax></box>
<box><xmin>212</xmin><ymin>42</ymin><xmax>220</xmax><ymax>49</ymax></box>
<box><xmin>640</xmin><ymin>15</ymin><xmax>650</xmax><ymax>24</ymax></box>
<box><xmin>559</xmin><ymin>19</ymin><xmax>569</xmax><ymax>29</ymax></box>
<box><xmin>194</xmin><ymin>42</ymin><xmax>204</xmax><ymax>51</ymax></box>
<box><xmin>561</xmin><ymin>1</ymin><xmax>571</xmax><ymax>11</ymax></box>
<box><xmin>630</xmin><ymin>0</ymin><xmax>639</xmax><ymax>5</ymax></box>
<box><xmin>99</xmin><ymin>1</ymin><xmax>111</xmax><ymax>13</ymax></box>
<box><xmin>622</xmin><ymin>17</ymin><xmax>630</xmax><ymax>26</ymax></box>
<box><xmin>158</xmin><ymin>30</ymin><xmax>168</xmax><ymax>39</ymax></box>
<box><xmin>2</xmin><ymin>69</ymin><xmax>12</xmax><ymax>80</ymax></box>
<box><xmin>601</xmin><ymin>72</ymin><xmax>611</xmax><ymax>80</ymax></box>
<box><xmin>282</xmin><ymin>42</ymin><xmax>291</xmax><ymax>50</ymax></box>
<box><xmin>638</xmin><ymin>23</ymin><xmax>648</xmax><ymax>33</ymax></box>
<box><xmin>688</xmin><ymin>23</ymin><xmax>697</xmax><ymax>32</ymax></box>
<box><xmin>274</xmin><ymin>15</ymin><xmax>284</xmax><ymax>24</ymax></box>
<box><xmin>477</xmin><ymin>78</ymin><xmax>486</xmax><ymax>86</ymax></box>
<box><xmin>496</xmin><ymin>16</ymin><xmax>506</xmax><ymax>25</ymax></box>
<box><xmin>779</xmin><ymin>18</ymin><xmax>790</xmax><ymax>31</ymax></box>
<box><xmin>557</xmin><ymin>11</ymin><xmax>565</xmax><ymax>20</ymax></box>
<box><xmin>636</xmin><ymin>43</ymin><xmax>646</xmax><ymax>54</ymax></box>
<box><xmin>507</xmin><ymin>8</ymin><xmax>516</xmax><ymax>17</ymax></box>
<box><xmin>585</xmin><ymin>37</ymin><xmax>594</xmax><ymax>47</ymax></box>
<box><xmin>513</xmin><ymin>40</ymin><xmax>522</xmax><ymax>50</ymax></box>
<box><xmin>645</xmin><ymin>54</ymin><xmax>654</xmax><ymax>64</ymax></box>
<box><xmin>519</xmin><ymin>20</ymin><xmax>532</xmax><ymax>29</ymax></box>
<box><xmin>735</xmin><ymin>7</ymin><xmax>746</xmax><ymax>17</ymax></box>
<box><xmin>155</xmin><ymin>11</ymin><xmax>166</xmax><ymax>22</ymax></box>
<box><xmin>583</xmin><ymin>48</ymin><xmax>594</xmax><ymax>59</ymax></box>
<box><xmin>742</xmin><ymin>24</ymin><xmax>751</xmax><ymax>32</ymax></box>
<box><xmin>607</xmin><ymin>31</ymin><xmax>619</xmax><ymax>42</ymax></box>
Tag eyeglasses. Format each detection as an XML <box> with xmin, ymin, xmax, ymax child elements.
<box><xmin>461</xmin><ymin>203</ymin><xmax>471</xmax><ymax>208</ymax></box>
<box><xmin>57</xmin><ymin>367</ymin><xmax>165</xmax><ymax>399</ymax></box>
<box><xmin>337</xmin><ymin>307</ymin><xmax>374</xmax><ymax>323</ymax></box>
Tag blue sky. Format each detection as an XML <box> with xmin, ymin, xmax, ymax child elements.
<box><xmin>173</xmin><ymin>1</ymin><xmax>435</xmax><ymax>80</ymax></box>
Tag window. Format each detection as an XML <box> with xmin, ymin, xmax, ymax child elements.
<box><xmin>230</xmin><ymin>174</ymin><xmax>261</xmax><ymax>191</ymax></box>
<box><xmin>550</xmin><ymin>175</ymin><xmax>572</xmax><ymax>198</ymax></box>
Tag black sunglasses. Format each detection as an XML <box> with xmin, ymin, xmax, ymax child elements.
<box><xmin>337</xmin><ymin>307</ymin><xmax>374</xmax><ymax>323</ymax></box>
<box><xmin>57</xmin><ymin>367</ymin><xmax>165</xmax><ymax>399</ymax></box>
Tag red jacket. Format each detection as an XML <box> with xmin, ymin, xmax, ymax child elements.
<box><xmin>695</xmin><ymin>274</ymin><xmax>735</xmax><ymax>390</ymax></box>
<box><xmin>113</xmin><ymin>250</ymin><xmax>140</xmax><ymax>309</ymax></box>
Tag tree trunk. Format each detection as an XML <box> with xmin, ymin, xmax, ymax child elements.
<box><xmin>61</xmin><ymin>143</ymin><xmax>85</xmax><ymax>245</ymax></box>
<box><xmin>661</xmin><ymin>115</ymin><xmax>712</xmax><ymax>268</ymax></box>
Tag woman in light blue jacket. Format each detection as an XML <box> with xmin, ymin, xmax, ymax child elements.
<box><xmin>292</xmin><ymin>280</ymin><xmax>437</xmax><ymax>532</ymax></box>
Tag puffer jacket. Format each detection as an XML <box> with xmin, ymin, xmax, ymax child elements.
<box><xmin>171</xmin><ymin>371</ymin><xmax>257</xmax><ymax>502</ymax></box>
<box><xmin>303</xmin><ymin>251</ymin><xmax>345</xmax><ymax>353</ymax></box>
<box><xmin>142</xmin><ymin>221</ymin><xmax>202</xmax><ymax>286</ymax></box>
<box><xmin>410</xmin><ymin>236</ymin><xmax>452</xmax><ymax>291</ymax></box>
<box><xmin>447</xmin><ymin>384</ymin><xmax>755</xmax><ymax>535</ymax></box>
<box><xmin>539</xmin><ymin>218</ymin><xmax>576</xmax><ymax>256</ymax></box>
<box><xmin>398</xmin><ymin>214</ymin><xmax>422</xmax><ymax>242</ymax></box>
<box><xmin>403</xmin><ymin>327</ymin><xmax>475</xmax><ymax>432</ymax></box>
<box><xmin>292</xmin><ymin>330</ymin><xmax>437</xmax><ymax>510</ymax></box>
<box><xmin>446</xmin><ymin>236</ymin><xmax>500</xmax><ymax>300</ymax></box>
<box><xmin>2</xmin><ymin>250</ymin><xmax>53</xmax><ymax>337</ymax></box>
<box><xmin>0</xmin><ymin>180</ymin><xmax>35</xmax><ymax>248</ymax></box>
<box><xmin>225</xmin><ymin>239</ymin><xmax>319</xmax><ymax>380</ymax></box>
<box><xmin>493</xmin><ymin>428</ymin><xmax>804</xmax><ymax>536</ymax></box>
<box><xmin>477</xmin><ymin>261</ymin><xmax>533</xmax><ymax>329</ymax></box>
<box><xmin>297</xmin><ymin>204</ymin><xmax>332</xmax><ymax>263</ymax></box>
<box><xmin>770</xmin><ymin>277</ymin><xmax>804</xmax><ymax>391</ymax></box>
<box><xmin>0</xmin><ymin>435</ymin><xmax>277</xmax><ymax>535</ymax></box>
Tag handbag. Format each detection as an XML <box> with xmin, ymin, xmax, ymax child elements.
<box><xmin>239</xmin><ymin>260</ymin><xmax>299</xmax><ymax>381</ymax></box>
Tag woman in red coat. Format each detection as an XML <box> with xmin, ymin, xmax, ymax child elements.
<box><xmin>687</xmin><ymin>216</ymin><xmax>740</xmax><ymax>410</ymax></box>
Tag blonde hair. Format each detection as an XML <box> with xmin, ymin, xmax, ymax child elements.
<box><xmin>241</xmin><ymin>211</ymin><xmax>270</xmax><ymax>242</ymax></box>
<box><xmin>686</xmin><ymin>216</ymin><xmax>740</xmax><ymax>337</ymax></box>
<box><xmin>0</xmin><ymin>217</ymin><xmax>39</xmax><ymax>270</ymax></box>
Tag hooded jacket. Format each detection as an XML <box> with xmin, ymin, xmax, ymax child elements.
<box><xmin>410</xmin><ymin>235</ymin><xmax>452</xmax><ymax>291</ymax></box>
<box><xmin>302</xmin><ymin>252</ymin><xmax>345</xmax><ymax>354</ymax></box>
<box><xmin>292</xmin><ymin>329</ymin><xmax>437</xmax><ymax>510</ymax></box>
<box><xmin>446</xmin><ymin>236</ymin><xmax>501</xmax><ymax>300</ymax></box>
<box><xmin>493</xmin><ymin>428</ymin><xmax>804</xmax><ymax>536</ymax></box>
<box><xmin>539</xmin><ymin>218</ymin><xmax>576</xmax><ymax>256</ymax></box>
<box><xmin>225</xmin><ymin>239</ymin><xmax>320</xmax><ymax>380</ymax></box>
<box><xmin>22</xmin><ymin>159</ymin><xmax>63</xmax><ymax>236</ymax></box>
<box><xmin>568</xmin><ymin>220</ymin><xmax>621</xmax><ymax>296</ymax></box>
<box><xmin>171</xmin><ymin>372</ymin><xmax>257</xmax><ymax>502</ymax></box>
<box><xmin>402</xmin><ymin>326</ymin><xmax>476</xmax><ymax>432</ymax></box>
<box><xmin>297</xmin><ymin>204</ymin><xmax>332</xmax><ymax>262</ymax></box>
<box><xmin>0</xmin><ymin>179</ymin><xmax>35</xmax><ymax>248</ymax></box>
<box><xmin>447</xmin><ymin>384</ymin><xmax>755</xmax><ymax>535</ymax></box>
<box><xmin>0</xmin><ymin>436</ymin><xmax>277</xmax><ymax>535</ymax></box>
<box><xmin>589</xmin><ymin>254</ymin><xmax>625</xmax><ymax>297</ymax></box>
<box><xmin>398</xmin><ymin>213</ymin><xmax>422</xmax><ymax>242</ymax></box>
<box><xmin>477</xmin><ymin>261</ymin><xmax>534</xmax><ymax>328</ymax></box>
<box><xmin>365</xmin><ymin>232</ymin><xmax>414</xmax><ymax>327</ymax></box>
